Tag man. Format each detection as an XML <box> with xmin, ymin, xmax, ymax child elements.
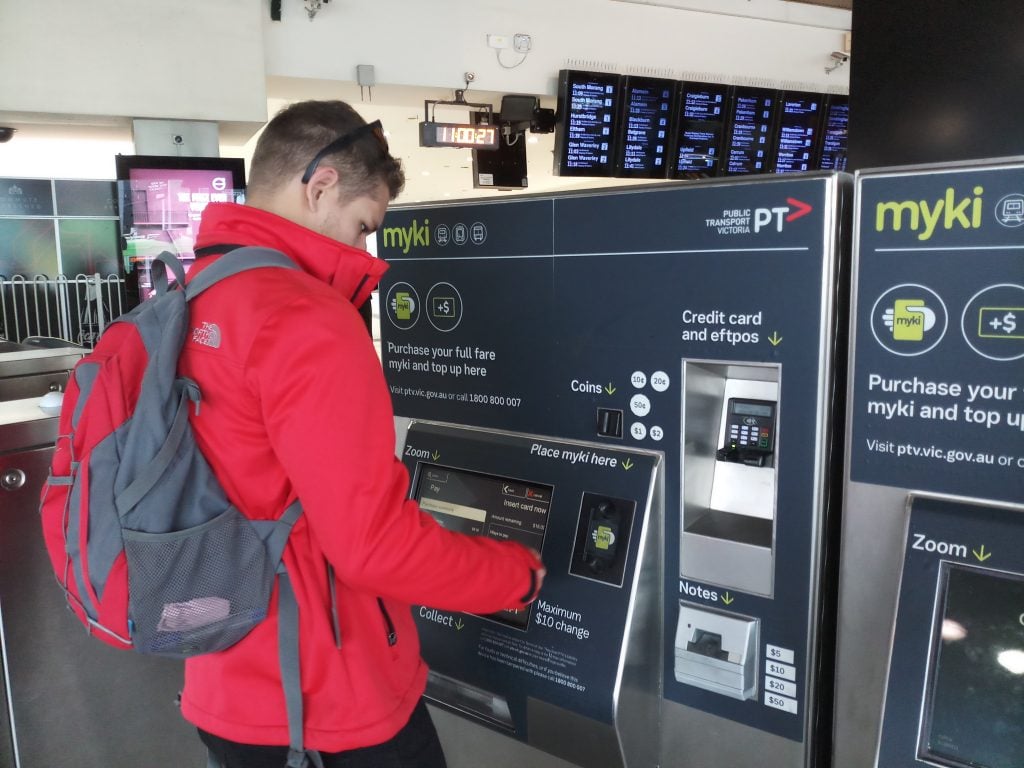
<box><xmin>177</xmin><ymin>100</ymin><xmax>545</xmax><ymax>768</ymax></box>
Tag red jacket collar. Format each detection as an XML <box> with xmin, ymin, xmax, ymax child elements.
<box><xmin>194</xmin><ymin>202</ymin><xmax>389</xmax><ymax>307</ymax></box>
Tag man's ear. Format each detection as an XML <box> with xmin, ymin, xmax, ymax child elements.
<box><xmin>303</xmin><ymin>165</ymin><xmax>340</xmax><ymax>211</ymax></box>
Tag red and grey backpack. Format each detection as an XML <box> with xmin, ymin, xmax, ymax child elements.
<box><xmin>40</xmin><ymin>248</ymin><xmax>324</xmax><ymax>768</ymax></box>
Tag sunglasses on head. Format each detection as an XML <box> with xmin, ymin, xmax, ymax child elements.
<box><xmin>301</xmin><ymin>119</ymin><xmax>389</xmax><ymax>184</ymax></box>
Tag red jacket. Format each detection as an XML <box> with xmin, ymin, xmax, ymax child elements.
<box><xmin>177</xmin><ymin>202</ymin><xmax>541</xmax><ymax>751</ymax></box>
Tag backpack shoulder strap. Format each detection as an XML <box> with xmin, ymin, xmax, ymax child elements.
<box><xmin>185</xmin><ymin>247</ymin><xmax>299</xmax><ymax>301</ymax></box>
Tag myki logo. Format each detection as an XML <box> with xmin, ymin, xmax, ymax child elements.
<box><xmin>753</xmin><ymin>198</ymin><xmax>813</xmax><ymax>233</ymax></box>
<box><xmin>381</xmin><ymin>218</ymin><xmax>431</xmax><ymax>254</ymax></box>
<box><xmin>874</xmin><ymin>186</ymin><xmax>984</xmax><ymax>241</ymax></box>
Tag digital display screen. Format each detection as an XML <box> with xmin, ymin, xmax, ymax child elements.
<box><xmin>817</xmin><ymin>96</ymin><xmax>849</xmax><ymax>171</ymax></box>
<box><xmin>413</xmin><ymin>464</ymin><xmax>551</xmax><ymax>629</ymax></box>
<box><xmin>723</xmin><ymin>87</ymin><xmax>779</xmax><ymax>175</ymax></box>
<box><xmin>615</xmin><ymin>76</ymin><xmax>675</xmax><ymax>178</ymax></box>
<box><xmin>555</xmin><ymin>69</ymin><xmax>621</xmax><ymax>177</ymax></box>
<box><xmin>419</xmin><ymin>122</ymin><xmax>499</xmax><ymax>149</ymax></box>
<box><xmin>115</xmin><ymin>155</ymin><xmax>245</xmax><ymax>306</ymax></box>
<box><xmin>771</xmin><ymin>92</ymin><xmax>823</xmax><ymax>174</ymax></box>
<box><xmin>672</xmin><ymin>82</ymin><xmax>730</xmax><ymax>178</ymax></box>
<box><xmin>920</xmin><ymin>564</ymin><xmax>1024</xmax><ymax>768</ymax></box>
<box><xmin>732</xmin><ymin>401</ymin><xmax>774</xmax><ymax>418</ymax></box>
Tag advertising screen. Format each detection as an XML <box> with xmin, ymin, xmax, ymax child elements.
<box><xmin>615</xmin><ymin>76</ymin><xmax>676</xmax><ymax>178</ymax></box>
<box><xmin>723</xmin><ymin>87</ymin><xmax>780</xmax><ymax>175</ymax></box>
<box><xmin>671</xmin><ymin>82</ymin><xmax>730</xmax><ymax>178</ymax></box>
<box><xmin>554</xmin><ymin>70</ymin><xmax>622</xmax><ymax>177</ymax></box>
<box><xmin>115</xmin><ymin>155</ymin><xmax>245</xmax><ymax>306</ymax></box>
<box><xmin>770</xmin><ymin>92</ymin><xmax>824</xmax><ymax>174</ymax></box>
<box><xmin>920</xmin><ymin>564</ymin><xmax>1024</xmax><ymax>768</ymax></box>
<box><xmin>413</xmin><ymin>464</ymin><xmax>551</xmax><ymax>629</ymax></box>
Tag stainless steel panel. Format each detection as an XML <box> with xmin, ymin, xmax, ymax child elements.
<box><xmin>0</xmin><ymin>445</ymin><xmax>205</xmax><ymax>767</ymax></box>
<box><xmin>832</xmin><ymin>486</ymin><xmax>932</xmax><ymax>768</ymax></box>
<box><xmin>680</xmin><ymin>531</ymin><xmax>773</xmax><ymax>595</ymax></box>
<box><xmin>661</xmin><ymin>698</ymin><xmax>803</xmax><ymax>768</ymax></box>
<box><xmin>0</xmin><ymin>346</ymin><xmax>81</xmax><ymax>402</ymax></box>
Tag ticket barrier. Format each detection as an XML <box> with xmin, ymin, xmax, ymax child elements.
<box><xmin>0</xmin><ymin>343</ymin><xmax>204</xmax><ymax>767</ymax></box>
<box><xmin>400</xmin><ymin>421</ymin><xmax>662</xmax><ymax>768</ymax></box>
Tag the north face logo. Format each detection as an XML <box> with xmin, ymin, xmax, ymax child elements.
<box><xmin>192</xmin><ymin>322</ymin><xmax>221</xmax><ymax>349</ymax></box>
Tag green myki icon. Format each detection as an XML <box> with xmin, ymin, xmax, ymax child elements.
<box><xmin>392</xmin><ymin>291</ymin><xmax>415</xmax><ymax>320</ymax></box>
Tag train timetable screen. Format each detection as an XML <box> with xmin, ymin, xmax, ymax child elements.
<box><xmin>414</xmin><ymin>464</ymin><xmax>551</xmax><ymax>629</ymax></box>
<box><xmin>674</xmin><ymin>83</ymin><xmax>729</xmax><ymax>176</ymax></box>
<box><xmin>919</xmin><ymin>564</ymin><xmax>1024</xmax><ymax>768</ymax></box>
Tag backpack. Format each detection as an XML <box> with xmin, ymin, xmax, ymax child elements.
<box><xmin>40</xmin><ymin>248</ymin><xmax>324</xmax><ymax>768</ymax></box>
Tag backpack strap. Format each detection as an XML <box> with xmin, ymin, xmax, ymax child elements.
<box><xmin>152</xmin><ymin>251</ymin><xmax>188</xmax><ymax>295</ymax></box>
<box><xmin>279</xmin><ymin>566</ymin><xmax>325</xmax><ymax>768</ymax></box>
<box><xmin>185</xmin><ymin>246</ymin><xmax>299</xmax><ymax>300</ymax></box>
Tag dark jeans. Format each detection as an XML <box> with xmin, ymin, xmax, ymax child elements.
<box><xmin>198</xmin><ymin>699</ymin><xmax>448</xmax><ymax>768</ymax></box>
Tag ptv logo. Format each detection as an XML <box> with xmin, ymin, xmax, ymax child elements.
<box><xmin>753</xmin><ymin>198</ymin><xmax>814</xmax><ymax>233</ymax></box>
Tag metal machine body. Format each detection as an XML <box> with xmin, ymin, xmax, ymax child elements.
<box><xmin>379</xmin><ymin>173</ymin><xmax>848</xmax><ymax>768</ymax></box>
<box><xmin>834</xmin><ymin>158</ymin><xmax>1024</xmax><ymax>768</ymax></box>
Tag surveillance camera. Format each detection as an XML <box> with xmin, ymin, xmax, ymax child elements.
<box><xmin>830</xmin><ymin>51</ymin><xmax>850</xmax><ymax>62</ymax></box>
<box><xmin>0</xmin><ymin>127</ymin><xmax>16</xmax><ymax>143</ymax></box>
<box><xmin>172</xmin><ymin>134</ymin><xmax>184</xmax><ymax>145</ymax></box>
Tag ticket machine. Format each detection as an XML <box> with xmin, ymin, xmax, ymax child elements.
<box><xmin>379</xmin><ymin>173</ymin><xmax>848</xmax><ymax>768</ymax></box>
<box><xmin>834</xmin><ymin>159</ymin><xmax>1024</xmax><ymax>768</ymax></box>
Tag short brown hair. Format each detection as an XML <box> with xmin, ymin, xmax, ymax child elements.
<box><xmin>248</xmin><ymin>100</ymin><xmax>404</xmax><ymax>201</ymax></box>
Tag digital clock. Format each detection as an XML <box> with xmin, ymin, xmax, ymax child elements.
<box><xmin>419</xmin><ymin>121</ymin><xmax>500</xmax><ymax>150</ymax></box>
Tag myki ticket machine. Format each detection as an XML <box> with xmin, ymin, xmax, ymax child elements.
<box><xmin>834</xmin><ymin>159</ymin><xmax>1024</xmax><ymax>768</ymax></box>
<box><xmin>876</xmin><ymin>497</ymin><xmax>1024</xmax><ymax>768</ymax></box>
<box><xmin>400</xmin><ymin>422</ymin><xmax>662</xmax><ymax>768</ymax></box>
<box><xmin>378</xmin><ymin>173</ymin><xmax>847</xmax><ymax>768</ymax></box>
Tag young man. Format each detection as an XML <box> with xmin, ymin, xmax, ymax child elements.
<box><xmin>177</xmin><ymin>100</ymin><xmax>545</xmax><ymax>768</ymax></box>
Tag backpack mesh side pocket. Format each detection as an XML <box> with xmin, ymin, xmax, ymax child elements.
<box><xmin>121</xmin><ymin>506</ymin><xmax>275</xmax><ymax>658</ymax></box>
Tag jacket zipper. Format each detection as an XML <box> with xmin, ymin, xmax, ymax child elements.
<box><xmin>377</xmin><ymin>598</ymin><xmax>398</xmax><ymax>646</ymax></box>
<box><xmin>326</xmin><ymin>562</ymin><xmax>341</xmax><ymax>649</ymax></box>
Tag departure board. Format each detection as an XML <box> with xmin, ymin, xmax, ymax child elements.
<box><xmin>555</xmin><ymin>70</ymin><xmax>621</xmax><ymax>177</ymax></box>
<box><xmin>615</xmin><ymin>76</ymin><xmax>676</xmax><ymax>178</ymax></box>
<box><xmin>771</xmin><ymin>92</ymin><xmax>823</xmax><ymax>174</ymax></box>
<box><xmin>723</xmin><ymin>87</ymin><xmax>779</xmax><ymax>175</ymax></box>
<box><xmin>672</xmin><ymin>82</ymin><xmax>730</xmax><ymax>178</ymax></box>
<box><xmin>817</xmin><ymin>96</ymin><xmax>849</xmax><ymax>171</ymax></box>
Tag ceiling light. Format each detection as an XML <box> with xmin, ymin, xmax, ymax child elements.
<box><xmin>997</xmin><ymin>649</ymin><xmax>1024</xmax><ymax>675</ymax></box>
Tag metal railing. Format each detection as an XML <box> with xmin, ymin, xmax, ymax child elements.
<box><xmin>0</xmin><ymin>273</ymin><xmax>125</xmax><ymax>348</ymax></box>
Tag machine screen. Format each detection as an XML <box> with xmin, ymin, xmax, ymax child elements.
<box><xmin>414</xmin><ymin>464</ymin><xmax>551</xmax><ymax>629</ymax></box>
<box><xmin>919</xmin><ymin>564</ymin><xmax>1024</xmax><ymax>768</ymax></box>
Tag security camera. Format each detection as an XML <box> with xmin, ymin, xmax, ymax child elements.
<box><xmin>830</xmin><ymin>51</ymin><xmax>850</xmax><ymax>62</ymax></box>
<box><xmin>172</xmin><ymin>134</ymin><xmax>184</xmax><ymax>145</ymax></box>
<box><xmin>0</xmin><ymin>127</ymin><xmax>16</xmax><ymax>143</ymax></box>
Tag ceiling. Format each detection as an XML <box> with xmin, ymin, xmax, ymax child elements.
<box><xmin>0</xmin><ymin>0</ymin><xmax>852</xmax><ymax>205</ymax></box>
